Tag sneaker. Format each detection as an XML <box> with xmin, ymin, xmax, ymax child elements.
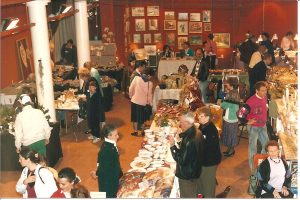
<box><xmin>88</xmin><ymin>135</ymin><xmax>95</xmax><ymax>140</ymax></box>
<box><xmin>92</xmin><ymin>137</ymin><xmax>101</xmax><ymax>143</ymax></box>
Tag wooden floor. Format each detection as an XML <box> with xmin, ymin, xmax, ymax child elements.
<box><xmin>0</xmin><ymin>92</ymin><xmax>252</xmax><ymax>198</ymax></box>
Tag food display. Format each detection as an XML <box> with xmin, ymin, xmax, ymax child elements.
<box><xmin>267</xmin><ymin>66</ymin><xmax>297</xmax><ymax>85</ymax></box>
<box><xmin>159</xmin><ymin>74</ymin><xmax>186</xmax><ymax>89</ymax></box>
<box><xmin>54</xmin><ymin>89</ymin><xmax>79</xmax><ymax>110</ymax></box>
<box><xmin>101</xmin><ymin>76</ymin><xmax>117</xmax><ymax>87</ymax></box>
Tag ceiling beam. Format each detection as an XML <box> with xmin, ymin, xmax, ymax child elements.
<box><xmin>1</xmin><ymin>0</ymin><xmax>30</xmax><ymax>7</ymax></box>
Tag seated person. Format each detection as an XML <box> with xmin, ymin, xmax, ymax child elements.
<box><xmin>162</xmin><ymin>44</ymin><xmax>172</xmax><ymax>58</ymax></box>
<box><xmin>256</xmin><ymin>140</ymin><xmax>294</xmax><ymax>198</ymax></box>
<box><xmin>180</xmin><ymin>41</ymin><xmax>195</xmax><ymax>57</ymax></box>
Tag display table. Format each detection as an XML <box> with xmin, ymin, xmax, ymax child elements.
<box><xmin>0</xmin><ymin>82</ymin><xmax>36</xmax><ymax>105</ymax></box>
<box><xmin>98</xmin><ymin>68</ymin><xmax>124</xmax><ymax>90</ymax></box>
<box><xmin>157</xmin><ymin>59</ymin><xmax>196</xmax><ymax>80</ymax></box>
<box><xmin>0</xmin><ymin>123</ymin><xmax>63</xmax><ymax>171</ymax></box>
<box><xmin>152</xmin><ymin>86</ymin><xmax>181</xmax><ymax>112</ymax></box>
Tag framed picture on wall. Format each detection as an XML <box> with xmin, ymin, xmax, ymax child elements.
<box><xmin>178</xmin><ymin>21</ymin><xmax>188</xmax><ymax>35</ymax></box>
<box><xmin>164</xmin><ymin>20</ymin><xmax>176</xmax><ymax>30</ymax></box>
<box><xmin>166</xmin><ymin>32</ymin><xmax>176</xmax><ymax>46</ymax></box>
<box><xmin>149</xmin><ymin>19</ymin><xmax>158</xmax><ymax>30</ymax></box>
<box><xmin>189</xmin><ymin>22</ymin><xmax>202</xmax><ymax>33</ymax></box>
<box><xmin>147</xmin><ymin>6</ymin><xmax>159</xmax><ymax>16</ymax></box>
<box><xmin>144</xmin><ymin>33</ymin><xmax>152</xmax><ymax>44</ymax></box>
<box><xmin>154</xmin><ymin>33</ymin><xmax>162</xmax><ymax>43</ymax></box>
<box><xmin>189</xmin><ymin>35</ymin><xmax>203</xmax><ymax>45</ymax></box>
<box><xmin>133</xmin><ymin>34</ymin><xmax>141</xmax><ymax>43</ymax></box>
<box><xmin>144</xmin><ymin>45</ymin><xmax>157</xmax><ymax>55</ymax></box>
<box><xmin>213</xmin><ymin>33</ymin><xmax>230</xmax><ymax>48</ymax></box>
<box><xmin>178</xmin><ymin>36</ymin><xmax>188</xmax><ymax>49</ymax></box>
<box><xmin>178</xmin><ymin>13</ymin><xmax>188</xmax><ymax>20</ymax></box>
<box><xmin>132</xmin><ymin>7</ymin><xmax>144</xmax><ymax>17</ymax></box>
<box><xmin>135</xmin><ymin>19</ymin><xmax>145</xmax><ymax>31</ymax></box>
<box><xmin>203</xmin><ymin>10</ymin><xmax>211</xmax><ymax>22</ymax></box>
<box><xmin>203</xmin><ymin>23</ymin><xmax>211</xmax><ymax>31</ymax></box>
<box><xmin>16</xmin><ymin>37</ymin><xmax>32</xmax><ymax>80</ymax></box>
<box><xmin>190</xmin><ymin>13</ymin><xmax>201</xmax><ymax>21</ymax></box>
<box><xmin>165</xmin><ymin>11</ymin><xmax>175</xmax><ymax>19</ymax></box>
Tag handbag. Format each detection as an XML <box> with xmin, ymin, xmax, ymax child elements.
<box><xmin>144</xmin><ymin>82</ymin><xmax>152</xmax><ymax>117</ymax></box>
<box><xmin>248</xmin><ymin>168</ymin><xmax>260</xmax><ymax>196</ymax></box>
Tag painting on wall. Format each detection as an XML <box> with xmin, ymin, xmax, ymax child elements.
<box><xmin>189</xmin><ymin>35</ymin><xmax>203</xmax><ymax>45</ymax></box>
<box><xmin>213</xmin><ymin>33</ymin><xmax>230</xmax><ymax>48</ymax></box>
<box><xmin>164</xmin><ymin>20</ymin><xmax>176</xmax><ymax>30</ymax></box>
<box><xmin>149</xmin><ymin>19</ymin><xmax>158</xmax><ymax>30</ymax></box>
<box><xmin>189</xmin><ymin>22</ymin><xmax>202</xmax><ymax>33</ymax></box>
<box><xmin>178</xmin><ymin>13</ymin><xmax>188</xmax><ymax>20</ymax></box>
<box><xmin>154</xmin><ymin>33</ymin><xmax>162</xmax><ymax>43</ymax></box>
<box><xmin>190</xmin><ymin>13</ymin><xmax>201</xmax><ymax>21</ymax></box>
<box><xmin>135</xmin><ymin>19</ymin><xmax>145</xmax><ymax>31</ymax></box>
<box><xmin>203</xmin><ymin>23</ymin><xmax>211</xmax><ymax>31</ymax></box>
<box><xmin>144</xmin><ymin>33</ymin><xmax>152</xmax><ymax>44</ymax></box>
<box><xmin>16</xmin><ymin>37</ymin><xmax>32</xmax><ymax>80</ymax></box>
<box><xmin>132</xmin><ymin>7</ymin><xmax>144</xmax><ymax>17</ymax></box>
<box><xmin>203</xmin><ymin>10</ymin><xmax>211</xmax><ymax>22</ymax></box>
<box><xmin>144</xmin><ymin>45</ymin><xmax>157</xmax><ymax>55</ymax></box>
<box><xmin>165</xmin><ymin>11</ymin><xmax>175</xmax><ymax>19</ymax></box>
<box><xmin>133</xmin><ymin>34</ymin><xmax>141</xmax><ymax>43</ymax></box>
<box><xmin>147</xmin><ymin>6</ymin><xmax>159</xmax><ymax>16</ymax></box>
<box><xmin>166</xmin><ymin>32</ymin><xmax>176</xmax><ymax>46</ymax></box>
<box><xmin>178</xmin><ymin>36</ymin><xmax>188</xmax><ymax>49</ymax></box>
<box><xmin>177</xmin><ymin>21</ymin><xmax>188</xmax><ymax>35</ymax></box>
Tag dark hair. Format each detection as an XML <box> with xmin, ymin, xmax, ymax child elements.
<box><xmin>67</xmin><ymin>39</ymin><xmax>74</xmax><ymax>44</ymax></box>
<box><xmin>196</xmin><ymin>106</ymin><xmax>212</xmax><ymax>120</ymax></box>
<box><xmin>195</xmin><ymin>48</ymin><xmax>204</xmax><ymax>55</ymax></box>
<box><xmin>71</xmin><ymin>185</ymin><xmax>90</xmax><ymax>198</ymax></box>
<box><xmin>254</xmin><ymin>81</ymin><xmax>266</xmax><ymax>91</ymax></box>
<box><xmin>135</xmin><ymin>60</ymin><xmax>147</xmax><ymax>69</ymax></box>
<box><xmin>102</xmin><ymin>124</ymin><xmax>117</xmax><ymax>138</ymax></box>
<box><xmin>58</xmin><ymin>167</ymin><xmax>80</xmax><ymax>184</ymax></box>
<box><xmin>261</xmin><ymin>32</ymin><xmax>270</xmax><ymax>39</ymax></box>
<box><xmin>144</xmin><ymin>68</ymin><xmax>154</xmax><ymax>76</ymax></box>
<box><xmin>19</xmin><ymin>147</ymin><xmax>41</xmax><ymax>164</ymax></box>
<box><xmin>89</xmin><ymin>81</ymin><xmax>97</xmax><ymax>88</ymax></box>
<box><xmin>262</xmin><ymin>53</ymin><xmax>272</xmax><ymax>60</ymax></box>
<box><xmin>265</xmin><ymin>140</ymin><xmax>280</xmax><ymax>152</ymax></box>
<box><xmin>208</xmin><ymin>33</ymin><xmax>214</xmax><ymax>40</ymax></box>
<box><xmin>178</xmin><ymin>64</ymin><xmax>189</xmax><ymax>74</ymax></box>
<box><xmin>286</xmin><ymin>31</ymin><xmax>293</xmax><ymax>36</ymax></box>
<box><xmin>227</xmin><ymin>78</ymin><xmax>239</xmax><ymax>89</ymax></box>
<box><xmin>183</xmin><ymin>41</ymin><xmax>190</xmax><ymax>47</ymax></box>
<box><xmin>163</xmin><ymin>44</ymin><xmax>170</xmax><ymax>51</ymax></box>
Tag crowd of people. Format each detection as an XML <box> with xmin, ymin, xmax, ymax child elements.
<box><xmin>11</xmin><ymin>30</ymin><xmax>296</xmax><ymax>198</ymax></box>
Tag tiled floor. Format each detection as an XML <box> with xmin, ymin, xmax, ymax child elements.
<box><xmin>0</xmin><ymin>92</ymin><xmax>252</xmax><ymax>198</ymax></box>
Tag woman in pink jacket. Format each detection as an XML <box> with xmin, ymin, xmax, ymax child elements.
<box><xmin>129</xmin><ymin>68</ymin><xmax>154</xmax><ymax>137</ymax></box>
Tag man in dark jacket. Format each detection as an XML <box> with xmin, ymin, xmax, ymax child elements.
<box><xmin>191</xmin><ymin>48</ymin><xmax>209</xmax><ymax>103</ymax></box>
<box><xmin>196</xmin><ymin>106</ymin><xmax>222</xmax><ymax>198</ymax></box>
<box><xmin>169</xmin><ymin>112</ymin><xmax>203</xmax><ymax>198</ymax></box>
<box><xmin>61</xmin><ymin>39</ymin><xmax>78</xmax><ymax>79</ymax></box>
<box><xmin>261</xmin><ymin>32</ymin><xmax>275</xmax><ymax>65</ymax></box>
<box><xmin>239</xmin><ymin>35</ymin><xmax>258</xmax><ymax>66</ymax></box>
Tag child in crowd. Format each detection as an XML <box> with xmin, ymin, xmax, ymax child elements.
<box><xmin>220</xmin><ymin>78</ymin><xmax>240</xmax><ymax>157</ymax></box>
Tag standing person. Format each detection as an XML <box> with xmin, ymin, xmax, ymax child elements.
<box><xmin>61</xmin><ymin>39</ymin><xmax>78</xmax><ymax>79</ymax></box>
<box><xmin>239</xmin><ymin>34</ymin><xmax>258</xmax><ymax>67</ymax></box>
<box><xmin>220</xmin><ymin>78</ymin><xmax>240</xmax><ymax>157</ymax></box>
<box><xmin>90</xmin><ymin>124</ymin><xmax>122</xmax><ymax>198</ymax></box>
<box><xmin>261</xmin><ymin>32</ymin><xmax>275</xmax><ymax>65</ymax></box>
<box><xmin>129</xmin><ymin>68</ymin><xmax>154</xmax><ymax>137</ymax></box>
<box><xmin>16</xmin><ymin>147</ymin><xmax>57</xmax><ymax>198</ymax></box>
<box><xmin>14</xmin><ymin>95</ymin><xmax>51</xmax><ymax>157</ymax></box>
<box><xmin>196</xmin><ymin>106</ymin><xmax>221</xmax><ymax>198</ymax></box>
<box><xmin>181</xmin><ymin>41</ymin><xmax>195</xmax><ymax>57</ymax></box>
<box><xmin>83</xmin><ymin>61</ymin><xmax>104</xmax><ymax>98</ymax></box>
<box><xmin>191</xmin><ymin>48</ymin><xmax>209</xmax><ymax>103</ymax></box>
<box><xmin>249</xmin><ymin>53</ymin><xmax>272</xmax><ymax>96</ymax></box>
<box><xmin>249</xmin><ymin>44</ymin><xmax>267</xmax><ymax>69</ymax></box>
<box><xmin>130</xmin><ymin>60</ymin><xmax>146</xmax><ymax>83</ymax></box>
<box><xmin>281</xmin><ymin>31</ymin><xmax>295</xmax><ymax>51</ymax></box>
<box><xmin>51</xmin><ymin>167</ymin><xmax>84</xmax><ymax>198</ymax></box>
<box><xmin>205</xmin><ymin>34</ymin><xmax>217</xmax><ymax>69</ymax></box>
<box><xmin>246</xmin><ymin>81</ymin><xmax>269</xmax><ymax>171</ymax></box>
<box><xmin>256</xmin><ymin>140</ymin><xmax>294</xmax><ymax>198</ymax></box>
<box><xmin>162</xmin><ymin>44</ymin><xmax>173</xmax><ymax>58</ymax></box>
<box><xmin>168</xmin><ymin>112</ymin><xmax>203</xmax><ymax>198</ymax></box>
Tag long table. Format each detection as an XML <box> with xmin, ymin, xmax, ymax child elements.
<box><xmin>152</xmin><ymin>87</ymin><xmax>181</xmax><ymax>112</ymax></box>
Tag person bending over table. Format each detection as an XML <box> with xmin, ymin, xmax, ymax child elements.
<box><xmin>256</xmin><ymin>140</ymin><xmax>293</xmax><ymax>198</ymax></box>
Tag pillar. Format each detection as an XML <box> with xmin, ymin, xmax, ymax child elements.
<box><xmin>26</xmin><ymin>0</ymin><xmax>56</xmax><ymax>122</ymax></box>
<box><xmin>75</xmin><ymin>0</ymin><xmax>90</xmax><ymax>68</ymax></box>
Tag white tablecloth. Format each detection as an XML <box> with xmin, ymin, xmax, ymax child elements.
<box><xmin>158</xmin><ymin>59</ymin><xmax>196</xmax><ymax>80</ymax></box>
<box><xmin>152</xmin><ymin>86</ymin><xmax>182</xmax><ymax>112</ymax></box>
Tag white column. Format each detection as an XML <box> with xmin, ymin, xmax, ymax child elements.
<box><xmin>75</xmin><ymin>0</ymin><xmax>90</xmax><ymax>68</ymax></box>
<box><xmin>27</xmin><ymin>0</ymin><xmax>56</xmax><ymax>122</ymax></box>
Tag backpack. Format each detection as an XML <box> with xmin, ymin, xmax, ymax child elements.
<box><xmin>236</xmin><ymin>103</ymin><xmax>251</xmax><ymax>124</ymax></box>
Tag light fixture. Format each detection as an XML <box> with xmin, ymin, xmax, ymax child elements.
<box><xmin>271</xmin><ymin>33</ymin><xmax>278</xmax><ymax>41</ymax></box>
<box><xmin>294</xmin><ymin>34</ymin><xmax>298</xmax><ymax>41</ymax></box>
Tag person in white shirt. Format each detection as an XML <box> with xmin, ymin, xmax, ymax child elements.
<box><xmin>249</xmin><ymin>44</ymin><xmax>267</xmax><ymax>69</ymax></box>
<box><xmin>14</xmin><ymin>95</ymin><xmax>51</xmax><ymax>157</ymax></box>
<box><xmin>16</xmin><ymin>147</ymin><xmax>57</xmax><ymax>198</ymax></box>
<box><xmin>280</xmin><ymin>32</ymin><xmax>295</xmax><ymax>51</ymax></box>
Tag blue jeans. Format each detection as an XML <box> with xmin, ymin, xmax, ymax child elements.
<box><xmin>247</xmin><ymin>125</ymin><xmax>269</xmax><ymax>171</ymax></box>
<box><xmin>199</xmin><ymin>80</ymin><xmax>209</xmax><ymax>103</ymax></box>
